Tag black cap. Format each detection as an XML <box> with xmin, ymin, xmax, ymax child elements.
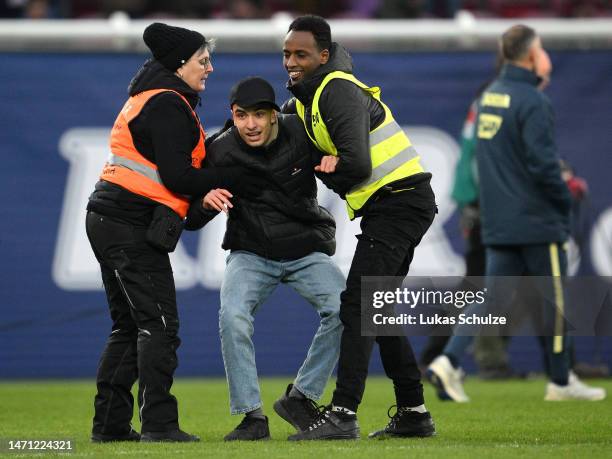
<box><xmin>143</xmin><ymin>22</ymin><xmax>205</xmax><ymax>72</ymax></box>
<box><xmin>229</xmin><ymin>77</ymin><xmax>280</xmax><ymax>111</ymax></box>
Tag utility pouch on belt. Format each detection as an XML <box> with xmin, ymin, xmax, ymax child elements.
<box><xmin>146</xmin><ymin>205</ymin><xmax>184</xmax><ymax>252</ymax></box>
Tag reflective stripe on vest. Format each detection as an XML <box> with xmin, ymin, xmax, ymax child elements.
<box><xmin>100</xmin><ymin>89</ymin><xmax>205</xmax><ymax>218</ymax></box>
<box><xmin>107</xmin><ymin>153</ymin><xmax>163</xmax><ymax>185</ymax></box>
<box><xmin>352</xmin><ymin>140</ymin><xmax>419</xmax><ymax>191</ymax></box>
<box><xmin>296</xmin><ymin>71</ymin><xmax>424</xmax><ymax>219</ymax></box>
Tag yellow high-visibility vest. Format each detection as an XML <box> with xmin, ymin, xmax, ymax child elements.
<box><xmin>296</xmin><ymin>71</ymin><xmax>424</xmax><ymax>219</ymax></box>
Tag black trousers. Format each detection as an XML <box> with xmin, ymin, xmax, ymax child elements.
<box><xmin>332</xmin><ymin>183</ymin><xmax>436</xmax><ymax>412</ymax></box>
<box><xmin>86</xmin><ymin>211</ymin><xmax>180</xmax><ymax>434</ymax></box>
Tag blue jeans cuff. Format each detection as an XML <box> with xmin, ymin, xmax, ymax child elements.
<box><xmin>293</xmin><ymin>383</ymin><xmax>322</xmax><ymax>401</ymax></box>
<box><xmin>230</xmin><ymin>402</ymin><xmax>263</xmax><ymax>416</ymax></box>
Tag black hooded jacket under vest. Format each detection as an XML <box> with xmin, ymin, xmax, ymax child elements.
<box><xmin>186</xmin><ymin>114</ymin><xmax>336</xmax><ymax>261</ymax></box>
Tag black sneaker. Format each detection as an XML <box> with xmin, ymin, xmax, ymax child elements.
<box><xmin>288</xmin><ymin>407</ymin><xmax>359</xmax><ymax>441</ymax></box>
<box><xmin>368</xmin><ymin>406</ymin><xmax>436</xmax><ymax>439</ymax></box>
<box><xmin>91</xmin><ymin>428</ymin><xmax>141</xmax><ymax>443</ymax></box>
<box><xmin>224</xmin><ymin>415</ymin><xmax>270</xmax><ymax>441</ymax></box>
<box><xmin>273</xmin><ymin>384</ymin><xmax>322</xmax><ymax>431</ymax></box>
<box><xmin>140</xmin><ymin>429</ymin><xmax>200</xmax><ymax>442</ymax></box>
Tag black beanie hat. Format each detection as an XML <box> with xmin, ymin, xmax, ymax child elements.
<box><xmin>143</xmin><ymin>22</ymin><xmax>205</xmax><ymax>72</ymax></box>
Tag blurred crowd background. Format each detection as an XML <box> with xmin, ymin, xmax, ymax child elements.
<box><xmin>3</xmin><ymin>0</ymin><xmax>612</xmax><ymax>20</ymax></box>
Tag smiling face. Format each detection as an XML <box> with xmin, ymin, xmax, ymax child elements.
<box><xmin>176</xmin><ymin>47</ymin><xmax>213</xmax><ymax>92</ymax></box>
<box><xmin>232</xmin><ymin>104</ymin><xmax>277</xmax><ymax>147</ymax></box>
<box><xmin>283</xmin><ymin>30</ymin><xmax>329</xmax><ymax>85</ymax></box>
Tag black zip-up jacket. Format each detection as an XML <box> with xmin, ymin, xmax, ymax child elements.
<box><xmin>476</xmin><ymin>64</ymin><xmax>571</xmax><ymax>245</ymax></box>
<box><xmin>186</xmin><ymin>114</ymin><xmax>336</xmax><ymax>260</ymax></box>
<box><xmin>283</xmin><ymin>43</ymin><xmax>431</xmax><ymax>210</ymax></box>
<box><xmin>87</xmin><ymin>59</ymin><xmax>247</xmax><ymax>226</ymax></box>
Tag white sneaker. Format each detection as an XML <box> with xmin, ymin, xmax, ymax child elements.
<box><xmin>427</xmin><ymin>355</ymin><xmax>470</xmax><ymax>402</ymax></box>
<box><xmin>545</xmin><ymin>372</ymin><xmax>606</xmax><ymax>401</ymax></box>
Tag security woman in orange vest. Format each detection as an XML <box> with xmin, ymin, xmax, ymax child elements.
<box><xmin>86</xmin><ymin>23</ymin><xmax>267</xmax><ymax>443</ymax></box>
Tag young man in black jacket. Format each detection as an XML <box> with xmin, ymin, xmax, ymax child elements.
<box><xmin>281</xmin><ymin>15</ymin><xmax>437</xmax><ymax>440</ymax></box>
<box><xmin>187</xmin><ymin>77</ymin><xmax>345</xmax><ymax>441</ymax></box>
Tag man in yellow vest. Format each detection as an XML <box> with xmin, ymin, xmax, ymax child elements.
<box><xmin>280</xmin><ymin>15</ymin><xmax>438</xmax><ymax>440</ymax></box>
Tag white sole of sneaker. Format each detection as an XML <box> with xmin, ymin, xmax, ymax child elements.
<box><xmin>427</xmin><ymin>365</ymin><xmax>469</xmax><ymax>403</ymax></box>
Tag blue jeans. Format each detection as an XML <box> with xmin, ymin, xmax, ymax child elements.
<box><xmin>219</xmin><ymin>250</ymin><xmax>345</xmax><ymax>415</ymax></box>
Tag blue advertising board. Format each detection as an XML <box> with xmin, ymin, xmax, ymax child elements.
<box><xmin>1</xmin><ymin>50</ymin><xmax>611</xmax><ymax>378</ymax></box>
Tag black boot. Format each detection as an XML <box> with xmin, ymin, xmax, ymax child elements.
<box><xmin>273</xmin><ymin>384</ymin><xmax>322</xmax><ymax>431</ymax></box>
<box><xmin>140</xmin><ymin>429</ymin><xmax>200</xmax><ymax>442</ymax></box>
<box><xmin>224</xmin><ymin>415</ymin><xmax>270</xmax><ymax>441</ymax></box>
<box><xmin>91</xmin><ymin>428</ymin><xmax>141</xmax><ymax>443</ymax></box>
<box><xmin>368</xmin><ymin>406</ymin><xmax>436</xmax><ymax>439</ymax></box>
<box><xmin>288</xmin><ymin>407</ymin><xmax>359</xmax><ymax>441</ymax></box>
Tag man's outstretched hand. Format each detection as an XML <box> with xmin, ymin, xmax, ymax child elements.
<box><xmin>315</xmin><ymin>155</ymin><xmax>339</xmax><ymax>173</ymax></box>
<box><xmin>203</xmin><ymin>188</ymin><xmax>233</xmax><ymax>214</ymax></box>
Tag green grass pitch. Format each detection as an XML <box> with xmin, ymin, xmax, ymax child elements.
<box><xmin>1</xmin><ymin>376</ymin><xmax>611</xmax><ymax>458</ymax></box>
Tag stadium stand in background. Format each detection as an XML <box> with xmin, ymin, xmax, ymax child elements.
<box><xmin>1</xmin><ymin>0</ymin><xmax>612</xmax><ymax>19</ymax></box>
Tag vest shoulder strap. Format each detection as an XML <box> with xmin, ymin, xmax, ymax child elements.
<box><xmin>317</xmin><ymin>71</ymin><xmax>381</xmax><ymax>101</ymax></box>
<box><xmin>123</xmin><ymin>89</ymin><xmax>198</xmax><ymax>124</ymax></box>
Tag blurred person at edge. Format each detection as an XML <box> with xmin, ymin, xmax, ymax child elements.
<box><xmin>418</xmin><ymin>52</ymin><xmax>526</xmax><ymax>381</ymax></box>
<box><xmin>427</xmin><ymin>25</ymin><xmax>606</xmax><ymax>404</ymax></box>
<box><xmin>422</xmin><ymin>48</ymin><xmax>600</xmax><ymax>381</ymax></box>
<box><xmin>85</xmin><ymin>23</ymin><xmax>270</xmax><ymax>443</ymax></box>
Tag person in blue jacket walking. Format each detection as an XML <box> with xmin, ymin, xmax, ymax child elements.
<box><xmin>427</xmin><ymin>24</ymin><xmax>606</xmax><ymax>403</ymax></box>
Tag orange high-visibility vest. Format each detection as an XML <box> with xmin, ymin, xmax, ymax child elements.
<box><xmin>100</xmin><ymin>89</ymin><xmax>206</xmax><ymax>218</ymax></box>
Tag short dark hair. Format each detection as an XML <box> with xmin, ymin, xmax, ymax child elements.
<box><xmin>287</xmin><ymin>15</ymin><xmax>331</xmax><ymax>52</ymax></box>
<box><xmin>501</xmin><ymin>25</ymin><xmax>537</xmax><ymax>62</ymax></box>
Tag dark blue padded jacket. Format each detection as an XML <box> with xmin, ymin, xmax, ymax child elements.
<box><xmin>476</xmin><ymin>64</ymin><xmax>571</xmax><ymax>246</ymax></box>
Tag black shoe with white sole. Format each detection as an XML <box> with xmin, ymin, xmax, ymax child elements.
<box><xmin>273</xmin><ymin>384</ymin><xmax>322</xmax><ymax>432</ymax></box>
<box><xmin>287</xmin><ymin>407</ymin><xmax>359</xmax><ymax>441</ymax></box>
<box><xmin>368</xmin><ymin>406</ymin><xmax>436</xmax><ymax>439</ymax></box>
